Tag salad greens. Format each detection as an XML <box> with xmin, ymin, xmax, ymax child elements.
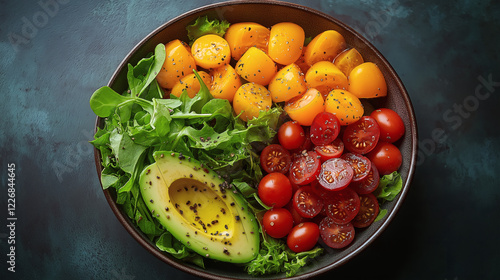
<box><xmin>186</xmin><ymin>15</ymin><xmax>230</xmax><ymax>45</ymax></box>
<box><xmin>374</xmin><ymin>171</ymin><xmax>403</xmax><ymax>221</ymax></box>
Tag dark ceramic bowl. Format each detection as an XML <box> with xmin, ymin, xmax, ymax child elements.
<box><xmin>94</xmin><ymin>1</ymin><xmax>418</xmax><ymax>279</ymax></box>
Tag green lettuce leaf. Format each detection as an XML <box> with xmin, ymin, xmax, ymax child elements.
<box><xmin>186</xmin><ymin>15</ymin><xmax>230</xmax><ymax>44</ymax></box>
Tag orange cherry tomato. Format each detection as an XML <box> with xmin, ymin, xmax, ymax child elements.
<box><xmin>233</xmin><ymin>82</ymin><xmax>272</xmax><ymax>122</ymax></box>
<box><xmin>268</xmin><ymin>22</ymin><xmax>305</xmax><ymax>65</ymax></box>
<box><xmin>156</xmin><ymin>39</ymin><xmax>197</xmax><ymax>89</ymax></box>
<box><xmin>284</xmin><ymin>88</ymin><xmax>325</xmax><ymax>126</ymax></box>
<box><xmin>235</xmin><ymin>47</ymin><xmax>277</xmax><ymax>86</ymax></box>
<box><xmin>191</xmin><ymin>34</ymin><xmax>231</xmax><ymax>69</ymax></box>
<box><xmin>305</xmin><ymin>61</ymin><xmax>348</xmax><ymax>99</ymax></box>
<box><xmin>268</xmin><ymin>63</ymin><xmax>307</xmax><ymax>103</ymax></box>
<box><xmin>348</xmin><ymin>62</ymin><xmax>387</xmax><ymax>98</ymax></box>
<box><xmin>303</xmin><ymin>30</ymin><xmax>346</xmax><ymax>66</ymax></box>
<box><xmin>209</xmin><ymin>64</ymin><xmax>241</xmax><ymax>102</ymax></box>
<box><xmin>334</xmin><ymin>48</ymin><xmax>364</xmax><ymax>76</ymax></box>
<box><xmin>170</xmin><ymin>71</ymin><xmax>211</xmax><ymax>98</ymax></box>
<box><xmin>224</xmin><ymin>22</ymin><xmax>270</xmax><ymax>61</ymax></box>
<box><xmin>324</xmin><ymin>89</ymin><xmax>364</xmax><ymax>126</ymax></box>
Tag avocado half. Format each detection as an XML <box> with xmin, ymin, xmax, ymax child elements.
<box><xmin>139</xmin><ymin>151</ymin><xmax>260</xmax><ymax>263</ymax></box>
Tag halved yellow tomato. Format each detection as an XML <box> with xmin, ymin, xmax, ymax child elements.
<box><xmin>170</xmin><ymin>71</ymin><xmax>211</xmax><ymax>98</ymax></box>
<box><xmin>210</xmin><ymin>64</ymin><xmax>241</xmax><ymax>102</ymax></box>
<box><xmin>191</xmin><ymin>34</ymin><xmax>231</xmax><ymax>69</ymax></box>
<box><xmin>348</xmin><ymin>62</ymin><xmax>387</xmax><ymax>99</ymax></box>
<box><xmin>284</xmin><ymin>88</ymin><xmax>325</xmax><ymax>126</ymax></box>
<box><xmin>268</xmin><ymin>63</ymin><xmax>307</xmax><ymax>103</ymax></box>
<box><xmin>156</xmin><ymin>39</ymin><xmax>197</xmax><ymax>89</ymax></box>
<box><xmin>324</xmin><ymin>89</ymin><xmax>364</xmax><ymax>125</ymax></box>
<box><xmin>235</xmin><ymin>47</ymin><xmax>277</xmax><ymax>86</ymax></box>
<box><xmin>233</xmin><ymin>83</ymin><xmax>272</xmax><ymax>122</ymax></box>
<box><xmin>303</xmin><ymin>30</ymin><xmax>346</xmax><ymax>66</ymax></box>
<box><xmin>305</xmin><ymin>61</ymin><xmax>348</xmax><ymax>99</ymax></box>
<box><xmin>334</xmin><ymin>48</ymin><xmax>364</xmax><ymax>76</ymax></box>
<box><xmin>268</xmin><ymin>22</ymin><xmax>305</xmax><ymax>65</ymax></box>
<box><xmin>224</xmin><ymin>22</ymin><xmax>270</xmax><ymax>61</ymax></box>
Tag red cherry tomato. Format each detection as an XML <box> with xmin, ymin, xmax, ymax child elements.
<box><xmin>317</xmin><ymin>158</ymin><xmax>353</xmax><ymax>191</ymax></box>
<box><xmin>310</xmin><ymin>112</ymin><xmax>341</xmax><ymax>146</ymax></box>
<box><xmin>287</xmin><ymin>222</ymin><xmax>320</xmax><ymax>253</ymax></box>
<box><xmin>352</xmin><ymin>193</ymin><xmax>380</xmax><ymax>228</ymax></box>
<box><xmin>289</xmin><ymin>151</ymin><xmax>321</xmax><ymax>186</ymax></box>
<box><xmin>260</xmin><ymin>144</ymin><xmax>292</xmax><ymax>174</ymax></box>
<box><xmin>342</xmin><ymin>116</ymin><xmax>380</xmax><ymax>154</ymax></box>
<box><xmin>262</xmin><ymin>208</ymin><xmax>294</xmax><ymax>238</ymax></box>
<box><xmin>258</xmin><ymin>173</ymin><xmax>293</xmax><ymax>208</ymax></box>
<box><xmin>366</xmin><ymin>141</ymin><xmax>402</xmax><ymax>175</ymax></box>
<box><xmin>314</xmin><ymin>138</ymin><xmax>344</xmax><ymax>162</ymax></box>
<box><xmin>293</xmin><ymin>185</ymin><xmax>324</xmax><ymax>218</ymax></box>
<box><xmin>341</xmin><ymin>153</ymin><xmax>371</xmax><ymax>182</ymax></box>
<box><xmin>286</xmin><ymin>200</ymin><xmax>310</xmax><ymax>225</ymax></box>
<box><xmin>370</xmin><ymin>108</ymin><xmax>405</xmax><ymax>143</ymax></box>
<box><xmin>349</xmin><ymin>164</ymin><xmax>380</xmax><ymax>194</ymax></box>
<box><xmin>323</xmin><ymin>187</ymin><xmax>360</xmax><ymax>225</ymax></box>
<box><xmin>319</xmin><ymin>217</ymin><xmax>355</xmax><ymax>249</ymax></box>
<box><xmin>278</xmin><ymin>121</ymin><xmax>306</xmax><ymax>150</ymax></box>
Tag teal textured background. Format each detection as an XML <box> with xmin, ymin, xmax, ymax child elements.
<box><xmin>1</xmin><ymin>0</ymin><xmax>499</xmax><ymax>279</ymax></box>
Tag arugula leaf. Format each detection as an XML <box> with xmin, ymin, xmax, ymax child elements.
<box><xmin>186</xmin><ymin>15</ymin><xmax>230</xmax><ymax>44</ymax></box>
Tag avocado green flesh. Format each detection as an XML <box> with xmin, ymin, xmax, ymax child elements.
<box><xmin>139</xmin><ymin>152</ymin><xmax>260</xmax><ymax>263</ymax></box>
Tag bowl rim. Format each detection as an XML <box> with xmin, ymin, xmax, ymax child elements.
<box><xmin>93</xmin><ymin>0</ymin><xmax>418</xmax><ymax>279</ymax></box>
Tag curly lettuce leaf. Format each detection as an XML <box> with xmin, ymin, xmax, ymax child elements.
<box><xmin>186</xmin><ymin>15</ymin><xmax>230</xmax><ymax>44</ymax></box>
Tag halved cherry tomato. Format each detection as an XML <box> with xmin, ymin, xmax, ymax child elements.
<box><xmin>287</xmin><ymin>222</ymin><xmax>320</xmax><ymax>253</ymax></box>
<box><xmin>305</xmin><ymin>61</ymin><xmax>348</xmax><ymax>99</ymax></box>
<box><xmin>278</xmin><ymin>121</ymin><xmax>306</xmax><ymax>151</ymax></box>
<box><xmin>260</xmin><ymin>144</ymin><xmax>291</xmax><ymax>174</ymax></box>
<box><xmin>349</xmin><ymin>164</ymin><xmax>380</xmax><ymax>194</ymax></box>
<box><xmin>366</xmin><ymin>141</ymin><xmax>402</xmax><ymax>175</ymax></box>
<box><xmin>290</xmin><ymin>126</ymin><xmax>313</xmax><ymax>154</ymax></box>
<box><xmin>268</xmin><ymin>22</ymin><xmax>305</xmax><ymax>65</ymax></box>
<box><xmin>156</xmin><ymin>39</ymin><xmax>197</xmax><ymax>89</ymax></box>
<box><xmin>352</xmin><ymin>193</ymin><xmax>379</xmax><ymax>228</ymax></box>
<box><xmin>191</xmin><ymin>34</ymin><xmax>231</xmax><ymax>69</ymax></box>
<box><xmin>303</xmin><ymin>30</ymin><xmax>346</xmax><ymax>66</ymax></box>
<box><xmin>314</xmin><ymin>138</ymin><xmax>344</xmax><ymax>162</ymax></box>
<box><xmin>258</xmin><ymin>172</ymin><xmax>293</xmax><ymax>208</ymax></box>
<box><xmin>341</xmin><ymin>153</ymin><xmax>371</xmax><ymax>182</ymax></box>
<box><xmin>343</xmin><ymin>116</ymin><xmax>380</xmax><ymax>154</ymax></box>
<box><xmin>319</xmin><ymin>217</ymin><xmax>355</xmax><ymax>249</ymax></box>
<box><xmin>209</xmin><ymin>64</ymin><xmax>242</xmax><ymax>102</ymax></box>
<box><xmin>323</xmin><ymin>187</ymin><xmax>360</xmax><ymax>225</ymax></box>
<box><xmin>235</xmin><ymin>47</ymin><xmax>277</xmax><ymax>85</ymax></box>
<box><xmin>317</xmin><ymin>158</ymin><xmax>353</xmax><ymax>191</ymax></box>
<box><xmin>170</xmin><ymin>71</ymin><xmax>211</xmax><ymax>98</ymax></box>
<box><xmin>286</xmin><ymin>200</ymin><xmax>309</xmax><ymax>225</ymax></box>
<box><xmin>324</xmin><ymin>89</ymin><xmax>364</xmax><ymax>126</ymax></box>
<box><xmin>284</xmin><ymin>88</ymin><xmax>325</xmax><ymax>126</ymax></box>
<box><xmin>310</xmin><ymin>112</ymin><xmax>340</xmax><ymax>146</ymax></box>
<box><xmin>289</xmin><ymin>151</ymin><xmax>321</xmax><ymax>186</ymax></box>
<box><xmin>370</xmin><ymin>108</ymin><xmax>405</xmax><ymax>143</ymax></box>
<box><xmin>268</xmin><ymin>63</ymin><xmax>307</xmax><ymax>103</ymax></box>
<box><xmin>334</xmin><ymin>48</ymin><xmax>364</xmax><ymax>76</ymax></box>
<box><xmin>232</xmin><ymin>82</ymin><xmax>272</xmax><ymax>122</ymax></box>
<box><xmin>262</xmin><ymin>208</ymin><xmax>294</xmax><ymax>238</ymax></box>
<box><xmin>293</xmin><ymin>185</ymin><xmax>324</xmax><ymax>218</ymax></box>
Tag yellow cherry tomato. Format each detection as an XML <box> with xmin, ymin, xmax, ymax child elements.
<box><xmin>268</xmin><ymin>22</ymin><xmax>305</xmax><ymax>65</ymax></box>
<box><xmin>324</xmin><ymin>89</ymin><xmax>364</xmax><ymax>126</ymax></box>
<box><xmin>191</xmin><ymin>34</ymin><xmax>231</xmax><ymax>69</ymax></box>
<box><xmin>224</xmin><ymin>22</ymin><xmax>270</xmax><ymax>61</ymax></box>
<box><xmin>284</xmin><ymin>88</ymin><xmax>325</xmax><ymax>126</ymax></box>
<box><xmin>156</xmin><ymin>39</ymin><xmax>197</xmax><ymax>89</ymax></box>
<box><xmin>295</xmin><ymin>46</ymin><xmax>310</xmax><ymax>74</ymax></box>
<box><xmin>305</xmin><ymin>61</ymin><xmax>348</xmax><ymax>99</ymax></box>
<box><xmin>235</xmin><ymin>47</ymin><xmax>277</xmax><ymax>86</ymax></box>
<box><xmin>304</xmin><ymin>30</ymin><xmax>346</xmax><ymax>66</ymax></box>
<box><xmin>334</xmin><ymin>48</ymin><xmax>364</xmax><ymax>76</ymax></box>
<box><xmin>209</xmin><ymin>64</ymin><xmax>242</xmax><ymax>102</ymax></box>
<box><xmin>348</xmin><ymin>62</ymin><xmax>387</xmax><ymax>98</ymax></box>
<box><xmin>268</xmin><ymin>63</ymin><xmax>307</xmax><ymax>103</ymax></box>
<box><xmin>170</xmin><ymin>71</ymin><xmax>211</xmax><ymax>98</ymax></box>
<box><xmin>233</xmin><ymin>83</ymin><xmax>272</xmax><ymax>122</ymax></box>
